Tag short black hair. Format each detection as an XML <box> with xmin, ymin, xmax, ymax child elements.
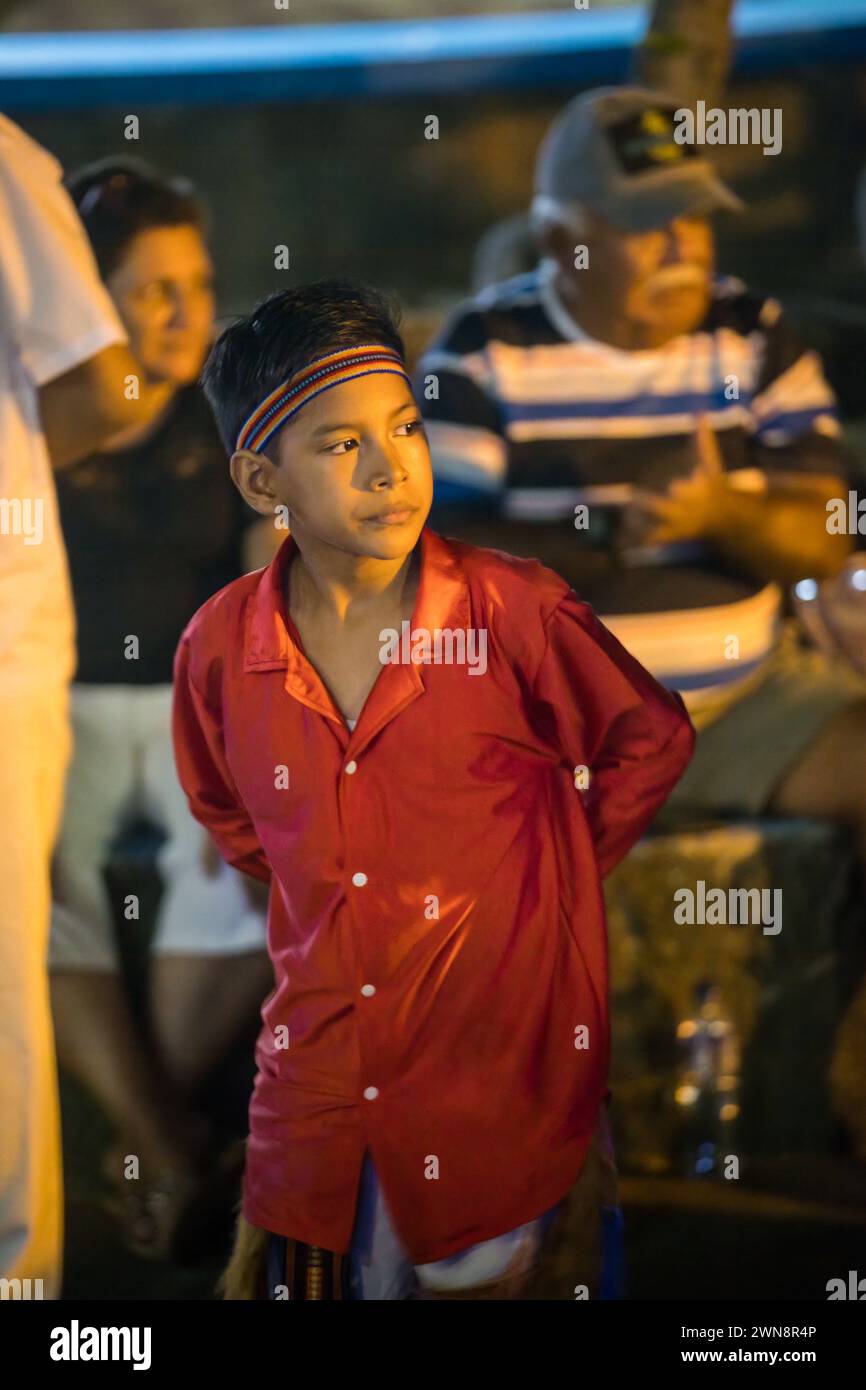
<box><xmin>65</xmin><ymin>157</ymin><xmax>207</xmax><ymax>280</ymax></box>
<box><xmin>200</xmin><ymin>279</ymin><xmax>406</xmax><ymax>456</ymax></box>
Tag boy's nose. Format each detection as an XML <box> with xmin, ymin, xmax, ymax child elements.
<box><xmin>369</xmin><ymin>444</ymin><xmax>409</xmax><ymax>489</ymax></box>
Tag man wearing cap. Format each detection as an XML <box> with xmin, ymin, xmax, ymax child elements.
<box><xmin>419</xmin><ymin>87</ymin><xmax>866</xmax><ymax>860</ymax></box>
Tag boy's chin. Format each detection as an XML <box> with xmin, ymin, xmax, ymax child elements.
<box><xmin>348</xmin><ymin>514</ymin><xmax>426</xmax><ymax>559</ymax></box>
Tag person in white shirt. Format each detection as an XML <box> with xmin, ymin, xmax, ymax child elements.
<box><xmin>0</xmin><ymin>114</ymin><xmax>166</xmax><ymax>1299</ymax></box>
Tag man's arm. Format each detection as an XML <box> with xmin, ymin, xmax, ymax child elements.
<box><xmin>627</xmin><ymin>297</ymin><xmax>852</xmax><ymax>581</ymax></box>
<box><xmin>38</xmin><ymin>344</ymin><xmax>174</xmax><ymax>471</ymax></box>
<box><xmin>0</xmin><ymin>116</ymin><xmax>167</xmax><ymax>468</ymax></box>
<box><xmin>704</xmin><ymin>469</ymin><xmax>852</xmax><ymax>583</ymax></box>
<box><xmin>532</xmin><ymin>589</ymin><xmax>696</xmax><ymax>879</ymax></box>
<box><xmin>627</xmin><ymin>418</ymin><xmax>852</xmax><ymax>583</ymax></box>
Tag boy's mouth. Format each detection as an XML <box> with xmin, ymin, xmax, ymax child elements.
<box><xmin>361</xmin><ymin>505</ymin><xmax>419</xmax><ymax>527</ymax></box>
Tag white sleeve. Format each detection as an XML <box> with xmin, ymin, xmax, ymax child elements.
<box><xmin>0</xmin><ymin>115</ymin><xmax>126</xmax><ymax>387</ymax></box>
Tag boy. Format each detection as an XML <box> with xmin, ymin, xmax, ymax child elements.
<box><xmin>172</xmin><ymin>279</ymin><xmax>695</xmax><ymax>1300</ymax></box>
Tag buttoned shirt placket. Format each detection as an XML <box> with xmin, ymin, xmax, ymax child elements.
<box><xmin>244</xmin><ymin>532</ymin><xmax>471</xmax><ymax>1128</ymax></box>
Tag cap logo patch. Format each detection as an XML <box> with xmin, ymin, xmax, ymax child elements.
<box><xmin>607</xmin><ymin>109</ymin><xmax>699</xmax><ymax>173</ymax></box>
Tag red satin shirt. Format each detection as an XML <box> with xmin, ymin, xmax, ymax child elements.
<box><xmin>172</xmin><ymin>527</ymin><xmax>694</xmax><ymax>1262</ymax></box>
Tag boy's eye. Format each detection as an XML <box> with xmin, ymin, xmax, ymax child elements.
<box><xmin>322</xmin><ymin>420</ymin><xmax>423</xmax><ymax>454</ymax></box>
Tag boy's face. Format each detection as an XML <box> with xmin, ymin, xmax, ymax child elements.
<box><xmin>232</xmin><ymin>370</ymin><xmax>433</xmax><ymax>561</ymax></box>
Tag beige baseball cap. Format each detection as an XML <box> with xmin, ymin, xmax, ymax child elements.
<box><xmin>534</xmin><ymin>86</ymin><xmax>745</xmax><ymax>233</ymax></box>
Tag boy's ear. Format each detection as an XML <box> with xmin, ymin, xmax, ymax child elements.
<box><xmin>230</xmin><ymin>448</ymin><xmax>279</xmax><ymax>517</ymax></box>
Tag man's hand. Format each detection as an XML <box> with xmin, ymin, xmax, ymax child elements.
<box><xmin>618</xmin><ymin>414</ymin><xmax>850</xmax><ymax>583</ymax></box>
<box><xmin>39</xmin><ymin>343</ymin><xmax>174</xmax><ymax>470</ymax></box>
<box><xmin>620</xmin><ymin>415</ymin><xmax>732</xmax><ymax>547</ymax></box>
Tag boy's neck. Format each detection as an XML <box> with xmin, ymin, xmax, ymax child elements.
<box><xmin>288</xmin><ymin>533</ymin><xmax>420</xmax><ymax>626</ymax></box>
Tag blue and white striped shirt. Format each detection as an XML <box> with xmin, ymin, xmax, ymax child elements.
<box><xmin>418</xmin><ymin>263</ymin><xmax>843</xmax><ymax>713</ymax></box>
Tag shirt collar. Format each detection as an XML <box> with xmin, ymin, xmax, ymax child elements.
<box><xmin>244</xmin><ymin>525</ymin><xmax>472</xmax><ymax>743</ymax></box>
<box><xmin>538</xmin><ymin>256</ymin><xmax>591</xmax><ymax>344</ymax></box>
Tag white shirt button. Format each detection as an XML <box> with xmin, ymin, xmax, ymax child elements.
<box><xmin>352</xmin><ymin>872</ymin><xmax>368</xmax><ymax>887</ymax></box>
<box><xmin>363</xmin><ymin>1086</ymin><xmax>379</xmax><ymax>1101</ymax></box>
<box><xmin>345</xmin><ymin>760</ymin><xmax>358</xmax><ymax>775</ymax></box>
<box><xmin>360</xmin><ymin>984</ymin><xmax>376</xmax><ymax>997</ymax></box>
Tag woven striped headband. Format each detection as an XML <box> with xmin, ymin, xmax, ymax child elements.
<box><xmin>235</xmin><ymin>343</ymin><xmax>412</xmax><ymax>454</ymax></box>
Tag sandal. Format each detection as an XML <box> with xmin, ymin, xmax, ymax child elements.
<box><xmin>100</xmin><ymin>1140</ymin><xmax>206</xmax><ymax>1261</ymax></box>
<box><xmin>101</xmin><ymin>1138</ymin><xmax>245</xmax><ymax>1263</ymax></box>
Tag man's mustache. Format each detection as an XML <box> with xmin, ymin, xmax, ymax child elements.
<box><xmin>642</xmin><ymin>264</ymin><xmax>709</xmax><ymax>294</ymax></box>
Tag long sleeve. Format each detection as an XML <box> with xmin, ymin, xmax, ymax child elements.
<box><xmin>172</xmin><ymin>633</ymin><xmax>271</xmax><ymax>883</ymax></box>
<box><xmin>532</xmin><ymin>588</ymin><xmax>696</xmax><ymax>878</ymax></box>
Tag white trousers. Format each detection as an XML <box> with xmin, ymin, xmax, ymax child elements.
<box><xmin>50</xmin><ymin>684</ymin><xmax>267</xmax><ymax>971</ymax></box>
<box><xmin>0</xmin><ymin>680</ymin><xmax>70</xmax><ymax>1299</ymax></box>
<box><xmin>348</xmin><ymin>1152</ymin><xmax>559</xmax><ymax>1298</ymax></box>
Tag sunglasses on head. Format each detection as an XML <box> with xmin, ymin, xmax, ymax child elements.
<box><xmin>74</xmin><ymin>170</ymin><xmax>150</xmax><ymax>219</ymax></box>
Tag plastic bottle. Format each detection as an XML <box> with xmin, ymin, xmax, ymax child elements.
<box><xmin>674</xmin><ymin>982</ymin><xmax>741</xmax><ymax>1178</ymax></box>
